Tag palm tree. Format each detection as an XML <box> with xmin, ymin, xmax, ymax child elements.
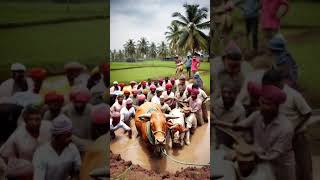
<box><xmin>112</xmin><ymin>49</ymin><xmax>117</xmax><ymax>61</ymax></box>
<box><xmin>158</xmin><ymin>41</ymin><xmax>168</xmax><ymax>59</ymax></box>
<box><xmin>165</xmin><ymin>22</ymin><xmax>181</xmax><ymax>55</ymax></box>
<box><xmin>124</xmin><ymin>39</ymin><xmax>136</xmax><ymax>58</ymax></box>
<box><xmin>137</xmin><ymin>37</ymin><xmax>149</xmax><ymax>59</ymax></box>
<box><xmin>149</xmin><ymin>42</ymin><xmax>157</xmax><ymax>59</ymax></box>
<box><xmin>118</xmin><ymin>50</ymin><xmax>124</xmax><ymax>61</ymax></box>
<box><xmin>172</xmin><ymin>3</ymin><xmax>210</xmax><ymax>53</ymax></box>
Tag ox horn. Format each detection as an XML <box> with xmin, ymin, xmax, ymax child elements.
<box><xmin>138</xmin><ymin>113</ymin><xmax>152</xmax><ymax>120</ymax></box>
<box><xmin>164</xmin><ymin>114</ymin><xmax>180</xmax><ymax>119</ymax></box>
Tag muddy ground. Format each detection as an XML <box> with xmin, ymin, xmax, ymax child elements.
<box><xmin>110</xmin><ymin>151</ymin><xmax>210</xmax><ymax>180</ymax></box>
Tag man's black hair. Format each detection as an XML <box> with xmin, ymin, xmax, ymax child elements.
<box><xmin>262</xmin><ymin>69</ymin><xmax>283</xmax><ymax>85</ymax></box>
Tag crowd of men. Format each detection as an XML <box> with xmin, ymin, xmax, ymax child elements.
<box><xmin>109</xmin><ymin>60</ymin><xmax>209</xmax><ymax>146</ymax></box>
<box><xmin>0</xmin><ymin>62</ymin><xmax>108</xmax><ymax>180</ymax></box>
<box><xmin>212</xmin><ymin>32</ymin><xmax>312</xmax><ymax>180</ymax></box>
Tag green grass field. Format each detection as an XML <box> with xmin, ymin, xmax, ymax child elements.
<box><xmin>110</xmin><ymin>61</ymin><xmax>210</xmax><ymax>93</ymax></box>
<box><xmin>0</xmin><ymin>2</ymin><xmax>108</xmax><ymax>24</ymax></box>
<box><xmin>0</xmin><ymin>2</ymin><xmax>108</xmax><ymax>80</ymax></box>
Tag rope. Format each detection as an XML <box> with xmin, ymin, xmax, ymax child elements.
<box><xmin>161</xmin><ymin>148</ymin><xmax>210</xmax><ymax>167</ymax></box>
<box><xmin>110</xmin><ymin>164</ymin><xmax>133</xmax><ymax>180</ymax></box>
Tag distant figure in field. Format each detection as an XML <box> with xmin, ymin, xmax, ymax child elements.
<box><xmin>191</xmin><ymin>53</ymin><xmax>201</xmax><ymax>77</ymax></box>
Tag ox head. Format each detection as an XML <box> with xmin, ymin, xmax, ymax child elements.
<box><xmin>139</xmin><ymin>112</ymin><xmax>178</xmax><ymax>145</ymax></box>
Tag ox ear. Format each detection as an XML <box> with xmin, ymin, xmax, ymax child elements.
<box><xmin>164</xmin><ymin>114</ymin><xmax>179</xmax><ymax>120</ymax></box>
<box><xmin>138</xmin><ymin>113</ymin><xmax>151</xmax><ymax>120</ymax></box>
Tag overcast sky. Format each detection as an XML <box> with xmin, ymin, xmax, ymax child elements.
<box><xmin>110</xmin><ymin>0</ymin><xmax>210</xmax><ymax>51</ymax></box>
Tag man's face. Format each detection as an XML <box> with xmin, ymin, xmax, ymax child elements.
<box><xmin>56</xmin><ymin>131</ymin><xmax>72</xmax><ymax>148</ymax></box>
<box><xmin>117</xmin><ymin>97</ymin><xmax>124</xmax><ymax>104</ymax></box>
<box><xmin>74</xmin><ymin>102</ymin><xmax>86</xmax><ymax>113</ymax></box>
<box><xmin>12</xmin><ymin>70</ymin><xmax>25</xmax><ymax>81</ymax></box>
<box><xmin>160</xmin><ymin>98</ymin><xmax>165</xmax><ymax>104</ymax></box>
<box><xmin>191</xmin><ymin>93</ymin><xmax>197</xmax><ymax>99</ymax></box>
<box><xmin>114</xmin><ymin>84</ymin><xmax>118</xmax><ymax>87</ymax></box>
<box><xmin>126</xmin><ymin>103</ymin><xmax>132</xmax><ymax>109</ymax></box>
<box><xmin>167</xmin><ymin>89</ymin><xmax>171</xmax><ymax>94</ymax></box>
<box><xmin>24</xmin><ymin>113</ymin><xmax>42</xmax><ymax>134</ymax></box>
<box><xmin>48</xmin><ymin>102</ymin><xmax>63</xmax><ymax>115</ymax></box>
<box><xmin>222</xmin><ymin>87</ymin><xmax>236</xmax><ymax>109</ymax></box>
<box><xmin>157</xmin><ymin>91</ymin><xmax>162</xmax><ymax>97</ymax></box>
<box><xmin>224</xmin><ymin>59</ymin><xmax>241</xmax><ymax>75</ymax></box>
<box><xmin>66</xmin><ymin>70</ymin><xmax>80</xmax><ymax>82</ymax></box>
<box><xmin>259</xmin><ymin>98</ymin><xmax>278</xmax><ymax>121</ymax></box>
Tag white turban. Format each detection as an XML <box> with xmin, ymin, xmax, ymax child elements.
<box><xmin>51</xmin><ymin>114</ymin><xmax>72</xmax><ymax>135</ymax></box>
<box><xmin>11</xmin><ymin>63</ymin><xmax>26</xmax><ymax>71</ymax></box>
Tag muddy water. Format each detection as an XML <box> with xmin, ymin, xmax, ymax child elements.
<box><xmin>110</xmin><ymin>114</ymin><xmax>210</xmax><ymax>173</ymax></box>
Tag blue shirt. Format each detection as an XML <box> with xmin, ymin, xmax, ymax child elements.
<box><xmin>185</xmin><ymin>57</ymin><xmax>192</xmax><ymax>68</ymax></box>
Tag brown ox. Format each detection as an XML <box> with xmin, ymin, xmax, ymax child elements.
<box><xmin>135</xmin><ymin>102</ymin><xmax>177</xmax><ymax>155</ymax></box>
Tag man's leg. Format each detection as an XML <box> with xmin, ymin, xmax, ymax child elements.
<box><xmin>293</xmin><ymin>133</ymin><xmax>313</xmax><ymax>180</ymax></box>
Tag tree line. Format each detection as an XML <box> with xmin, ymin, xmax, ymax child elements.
<box><xmin>111</xmin><ymin>3</ymin><xmax>210</xmax><ymax>62</ymax></box>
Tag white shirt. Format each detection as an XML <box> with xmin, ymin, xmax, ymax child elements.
<box><xmin>0</xmin><ymin>121</ymin><xmax>52</xmax><ymax>161</ymax></box>
<box><xmin>151</xmin><ymin>96</ymin><xmax>161</xmax><ymax>105</ymax></box>
<box><xmin>162</xmin><ymin>91</ymin><xmax>175</xmax><ymax>98</ymax></box>
<box><xmin>0</xmin><ymin>121</ymin><xmax>52</xmax><ymax>177</ymax></box>
<box><xmin>0</xmin><ymin>78</ymin><xmax>34</xmax><ymax>98</ymax></box>
<box><xmin>110</xmin><ymin>118</ymin><xmax>131</xmax><ymax>131</ymax></box>
<box><xmin>33</xmin><ymin>143</ymin><xmax>81</xmax><ymax>180</ymax></box>
<box><xmin>120</xmin><ymin>107</ymin><xmax>135</xmax><ymax>123</ymax></box>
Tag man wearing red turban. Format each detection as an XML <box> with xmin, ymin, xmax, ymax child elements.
<box><xmin>43</xmin><ymin>91</ymin><xmax>65</xmax><ymax>121</ymax></box>
<box><xmin>229</xmin><ymin>84</ymin><xmax>296</xmax><ymax>180</ymax></box>
<box><xmin>61</xmin><ymin>87</ymin><xmax>93</xmax><ymax>153</ymax></box>
<box><xmin>28</xmin><ymin>67</ymin><xmax>47</xmax><ymax>94</ymax></box>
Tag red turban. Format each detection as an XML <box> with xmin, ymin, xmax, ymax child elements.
<box><xmin>159</xmin><ymin>79</ymin><xmax>163</xmax><ymax>83</ymax></box>
<box><xmin>71</xmin><ymin>88</ymin><xmax>91</xmax><ymax>103</ymax></box>
<box><xmin>191</xmin><ymin>88</ymin><xmax>200</xmax><ymax>95</ymax></box>
<box><xmin>141</xmin><ymin>81</ymin><xmax>147</xmax><ymax>86</ymax></box>
<box><xmin>187</xmin><ymin>87</ymin><xmax>192</xmax><ymax>93</ymax></box>
<box><xmin>28</xmin><ymin>68</ymin><xmax>47</xmax><ymax>81</ymax></box>
<box><xmin>138</xmin><ymin>94</ymin><xmax>146</xmax><ymax>101</ymax></box>
<box><xmin>150</xmin><ymin>84</ymin><xmax>156</xmax><ymax>90</ymax></box>
<box><xmin>124</xmin><ymin>90</ymin><xmax>130</xmax><ymax>95</ymax></box>
<box><xmin>91</xmin><ymin>104</ymin><xmax>108</xmax><ymax>124</ymax></box>
<box><xmin>165</xmin><ymin>83</ymin><xmax>172</xmax><ymax>90</ymax></box>
<box><xmin>261</xmin><ymin>85</ymin><xmax>286</xmax><ymax>105</ymax></box>
<box><xmin>247</xmin><ymin>81</ymin><xmax>261</xmax><ymax>98</ymax></box>
<box><xmin>119</xmin><ymin>83</ymin><xmax>125</xmax><ymax>88</ymax></box>
<box><xmin>45</xmin><ymin>91</ymin><xmax>64</xmax><ymax>104</ymax></box>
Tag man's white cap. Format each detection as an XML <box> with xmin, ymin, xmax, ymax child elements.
<box><xmin>11</xmin><ymin>63</ymin><xmax>26</xmax><ymax>71</ymax></box>
<box><xmin>113</xmin><ymin>81</ymin><xmax>118</xmax><ymax>85</ymax></box>
<box><xmin>156</xmin><ymin>87</ymin><xmax>164</xmax><ymax>92</ymax></box>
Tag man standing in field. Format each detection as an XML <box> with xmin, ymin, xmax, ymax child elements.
<box><xmin>184</xmin><ymin>54</ymin><xmax>192</xmax><ymax>79</ymax></box>
<box><xmin>261</xmin><ymin>0</ymin><xmax>289</xmax><ymax>48</ymax></box>
<box><xmin>191</xmin><ymin>53</ymin><xmax>201</xmax><ymax>77</ymax></box>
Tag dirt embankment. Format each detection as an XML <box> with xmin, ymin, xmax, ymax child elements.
<box><xmin>110</xmin><ymin>151</ymin><xmax>210</xmax><ymax>180</ymax></box>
